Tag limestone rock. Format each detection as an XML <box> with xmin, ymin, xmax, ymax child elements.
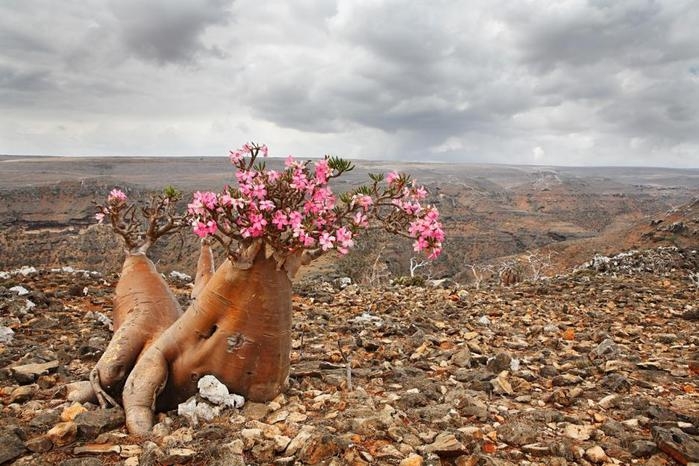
<box><xmin>46</xmin><ymin>421</ymin><xmax>77</xmax><ymax>447</ymax></box>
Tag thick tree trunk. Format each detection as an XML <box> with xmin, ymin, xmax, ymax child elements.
<box><xmin>85</xmin><ymin>253</ymin><xmax>182</xmax><ymax>407</ymax></box>
<box><xmin>122</xmin><ymin>251</ymin><xmax>292</xmax><ymax>434</ymax></box>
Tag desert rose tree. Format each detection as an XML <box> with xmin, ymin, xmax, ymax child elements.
<box><xmin>68</xmin><ymin>187</ymin><xmax>188</xmax><ymax>408</ymax></box>
<box><xmin>122</xmin><ymin>143</ymin><xmax>444</xmax><ymax>434</ymax></box>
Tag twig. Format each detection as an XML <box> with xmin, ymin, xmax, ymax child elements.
<box><xmin>337</xmin><ymin>339</ymin><xmax>353</xmax><ymax>392</ymax></box>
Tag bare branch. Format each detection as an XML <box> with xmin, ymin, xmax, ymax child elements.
<box><xmin>409</xmin><ymin>257</ymin><xmax>430</xmax><ymax>278</ymax></box>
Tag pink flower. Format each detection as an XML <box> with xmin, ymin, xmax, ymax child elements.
<box><xmin>385</xmin><ymin>171</ymin><xmax>400</xmax><ymax>185</ymax></box>
<box><xmin>259</xmin><ymin>200</ymin><xmax>275</xmax><ymax>211</ymax></box>
<box><xmin>413</xmin><ymin>236</ymin><xmax>429</xmax><ymax>253</ymax></box>
<box><xmin>293</xmin><ymin>227</ymin><xmax>316</xmax><ymax>247</ymax></box>
<box><xmin>411</xmin><ymin>185</ymin><xmax>428</xmax><ymax>200</ymax></box>
<box><xmin>407</xmin><ymin>206</ymin><xmax>444</xmax><ymax>260</ymax></box>
<box><xmin>305</xmin><ymin>187</ymin><xmax>335</xmax><ymax>215</ymax></box>
<box><xmin>192</xmin><ymin>220</ymin><xmax>217</xmax><ymax>238</ymax></box>
<box><xmin>272</xmin><ymin>210</ymin><xmax>289</xmax><ymax>230</ymax></box>
<box><xmin>260</xmin><ymin>144</ymin><xmax>269</xmax><ymax>157</ymax></box>
<box><xmin>352</xmin><ymin>194</ymin><xmax>373</xmax><ymax>210</ymax></box>
<box><xmin>188</xmin><ymin>191</ymin><xmax>218</xmax><ymax>215</ymax></box>
<box><xmin>393</xmin><ymin>199</ymin><xmax>421</xmax><ymax>215</ymax></box>
<box><xmin>318</xmin><ymin>231</ymin><xmax>336</xmax><ymax>251</ymax></box>
<box><xmin>229</xmin><ymin>150</ymin><xmax>245</xmax><ymax>164</ymax></box>
<box><xmin>243</xmin><ymin>212</ymin><xmax>267</xmax><ymax>238</ymax></box>
<box><xmin>352</xmin><ymin>211</ymin><xmax>368</xmax><ymax>228</ymax></box>
<box><xmin>285</xmin><ymin>155</ymin><xmax>299</xmax><ymax>168</ymax></box>
<box><xmin>231</xmin><ymin>197</ymin><xmax>247</xmax><ymax>210</ymax></box>
<box><xmin>250</xmin><ymin>183</ymin><xmax>267</xmax><ymax>200</ymax></box>
<box><xmin>219</xmin><ymin>192</ymin><xmax>234</xmax><ymax>207</ymax></box>
<box><xmin>266</xmin><ymin>170</ymin><xmax>281</xmax><ymax>183</ymax></box>
<box><xmin>335</xmin><ymin>227</ymin><xmax>354</xmax><ymax>255</ymax></box>
<box><xmin>291</xmin><ymin>170</ymin><xmax>311</xmax><ymax>192</ymax></box>
<box><xmin>108</xmin><ymin>188</ymin><xmax>127</xmax><ymax>203</ymax></box>
<box><xmin>288</xmin><ymin>211</ymin><xmax>303</xmax><ymax>229</ymax></box>
<box><xmin>427</xmin><ymin>245</ymin><xmax>442</xmax><ymax>259</ymax></box>
<box><xmin>314</xmin><ymin>159</ymin><xmax>330</xmax><ymax>184</ymax></box>
<box><xmin>236</xmin><ymin>170</ymin><xmax>256</xmax><ymax>185</ymax></box>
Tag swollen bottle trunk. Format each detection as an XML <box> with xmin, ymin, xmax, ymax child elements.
<box><xmin>156</xmin><ymin>252</ymin><xmax>293</xmax><ymax>409</ymax></box>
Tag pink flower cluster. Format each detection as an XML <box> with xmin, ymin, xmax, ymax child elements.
<box><xmin>95</xmin><ymin>188</ymin><xmax>128</xmax><ymax>223</ymax></box>
<box><xmin>187</xmin><ymin>142</ymin><xmax>444</xmax><ymax>260</ymax></box>
<box><xmin>108</xmin><ymin>188</ymin><xmax>127</xmax><ymax>204</ymax></box>
<box><xmin>408</xmin><ymin>207</ymin><xmax>444</xmax><ymax>259</ymax></box>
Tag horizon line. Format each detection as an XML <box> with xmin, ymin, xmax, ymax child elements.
<box><xmin>1</xmin><ymin>153</ymin><xmax>698</xmax><ymax>171</ymax></box>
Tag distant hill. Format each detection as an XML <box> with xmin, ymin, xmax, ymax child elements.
<box><xmin>0</xmin><ymin>156</ymin><xmax>697</xmax><ymax>282</ymax></box>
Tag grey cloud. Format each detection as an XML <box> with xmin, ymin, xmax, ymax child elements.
<box><xmin>240</xmin><ymin>3</ymin><xmax>515</xmax><ymax>138</ymax></box>
<box><xmin>0</xmin><ymin>26</ymin><xmax>55</xmax><ymax>57</ymax></box>
<box><xmin>0</xmin><ymin>64</ymin><xmax>54</xmax><ymax>93</ymax></box>
<box><xmin>109</xmin><ymin>0</ymin><xmax>234</xmax><ymax>65</ymax></box>
<box><xmin>1</xmin><ymin>0</ymin><xmax>698</xmax><ymax>167</ymax></box>
<box><xmin>504</xmin><ymin>1</ymin><xmax>699</xmax><ymax>72</ymax></box>
<box><xmin>597</xmin><ymin>79</ymin><xmax>699</xmax><ymax>142</ymax></box>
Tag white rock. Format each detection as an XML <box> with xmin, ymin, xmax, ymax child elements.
<box><xmin>177</xmin><ymin>397</ymin><xmax>221</xmax><ymax>425</ymax></box>
<box><xmin>335</xmin><ymin>277</ymin><xmax>352</xmax><ymax>289</ymax></box>
<box><xmin>0</xmin><ymin>326</ymin><xmax>14</xmax><ymax>344</ymax></box>
<box><xmin>24</xmin><ymin>300</ymin><xmax>36</xmax><ymax>311</ymax></box>
<box><xmin>510</xmin><ymin>358</ymin><xmax>520</xmax><ymax>371</ymax></box>
<box><xmin>9</xmin><ymin>286</ymin><xmax>29</xmax><ymax>296</ymax></box>
<box><xmin>197</xmin><ymin>375</ymin><xmax>245</xmax><ymax>408</ymax></box>
<box><xmin>478</xmin><ymin>316</ymin><xmax>491</xmax><ymax>325</ymax></box>
<box><xmin>351</xmin><ymin>312</ymin><xmax>383</xmax><ymax>326</ymax></box>
<box><xmin>18</xmin><ymin>266</ymin><xmax>38</xmax><ymax>276</ymax></box>
<box><xmin>169</xmin><ymin>270</ymin><xmax>192</xmax><ymax>281</ymax></box>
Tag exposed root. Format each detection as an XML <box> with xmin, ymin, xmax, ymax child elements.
<box><xmin>123</xmin><ymin>348</ymin><xmax>169</xmax><ymax>435</ymax></box>
<box><xmin>89</xmin><ymin>368</ymin><xmax>120</xmax><ymax>408</ymax></box>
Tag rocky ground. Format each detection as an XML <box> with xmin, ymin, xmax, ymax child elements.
<box><xmin>1</xmin><ymin>248</ymin><xmax>698</xmax><ymax>465</ymax></box>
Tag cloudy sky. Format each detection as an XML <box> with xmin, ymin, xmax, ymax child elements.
<box><xmin>1</xmin><ymin>0</ymin><xmax>698</xmax><ymax>167</ymax></box>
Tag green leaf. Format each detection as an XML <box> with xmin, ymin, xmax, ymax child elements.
<box><xmin>162</xmin><ymin>185</ymin><xmax>181</xmax><ymax>200</ymax></box>
<box><xmin>328</xmin><ymin>156</ymin><xmax>354</xmax><ymax>173</ymax></box>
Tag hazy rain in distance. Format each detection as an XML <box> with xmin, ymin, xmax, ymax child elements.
<box><xmin>1</xmin><ymin>0</ymin><xmax>698</xmax><ymax>167</ymax></box>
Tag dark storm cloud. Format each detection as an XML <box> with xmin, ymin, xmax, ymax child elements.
<box><xmin>109</xmin><ymin>0</ymin><xmax>234</xmax><ymax>65</ymax></box>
